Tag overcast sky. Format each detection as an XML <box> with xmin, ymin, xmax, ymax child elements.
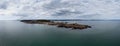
<box><xmin>0</xmin><ymin>0</ymin><xmax>120</xmax><ymax>20</ymax></box>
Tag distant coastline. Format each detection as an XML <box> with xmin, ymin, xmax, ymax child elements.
<box><xmin>18</xmin><ymin>19</ymin><xmax>120</xmax><ymax>21</ymax></box>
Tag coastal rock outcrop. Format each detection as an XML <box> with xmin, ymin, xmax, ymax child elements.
<box><xmin>21</xmin><ymin>20</ymin><xmax>91</xmax><ymax>30</ymax></box>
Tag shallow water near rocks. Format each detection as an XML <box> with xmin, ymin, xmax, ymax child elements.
<box><xmin>0</xmin><ymin>21</ymin><xmax>120</xmax><ymax>46</ymax></box>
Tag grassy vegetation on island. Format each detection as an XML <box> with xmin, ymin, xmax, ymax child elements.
<box><xmin>21</xmin><ymin>20</ymin><xmax>91</xmax><ymax>30</ymax></box>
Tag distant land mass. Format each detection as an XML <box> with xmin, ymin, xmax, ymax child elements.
<box><xmin>18</xmin><ymin>19</ymin><xmax>120</xmax><ymax>21</ymax></box>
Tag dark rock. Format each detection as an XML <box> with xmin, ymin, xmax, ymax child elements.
<box><xmin>20</xmin><ymin>20</ymin><xmax>91</xmax><ymax>30</ymax></box>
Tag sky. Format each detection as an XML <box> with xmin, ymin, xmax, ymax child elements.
<box><xmin>0</xmin><ymin>0</ymin><xmax>120</xmax><ymax>20</ymax></box>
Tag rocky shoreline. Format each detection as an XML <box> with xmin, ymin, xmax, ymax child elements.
<box><xmin>21</xmin><ymin>20</ymin><xmax>91</xmax><ymax>30</ymax></box>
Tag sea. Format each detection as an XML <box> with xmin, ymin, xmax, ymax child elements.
<box><xmin>0</xmin><ymin>21</ymin><xmax>120</xmax><ymax>46</ymax></box>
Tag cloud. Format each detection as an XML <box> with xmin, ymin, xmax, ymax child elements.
<box><xmin>0</xmin><ymin>3</ymin><xmax>7</xmax><ymax>9</ymax></box>
<box><xmin>0</xmin><ymin>0</ymin><xmax>120</xmax><ymax>20</ymax></box>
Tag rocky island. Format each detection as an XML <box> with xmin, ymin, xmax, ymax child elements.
<box><xmin>21</xmin><ymin>20</ymin><xmax>91</xmax><ymax>30</ymax></box>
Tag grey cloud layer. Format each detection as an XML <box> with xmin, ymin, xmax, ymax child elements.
<box><xmin>0</xmin><ymin>0</ymin><xmax>120</xmax><ymax>20</ymax></box>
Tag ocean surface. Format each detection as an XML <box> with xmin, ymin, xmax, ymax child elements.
<box><xmin>0</xmin><ymin>21</ymin><xmax>120</xmax><ymax>46</ymax></box>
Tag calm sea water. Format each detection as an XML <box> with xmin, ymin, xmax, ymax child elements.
<box><xmin>0</xmin><ymin>21</ymin><xmax>120</xmax><ymax>46</ymax></box>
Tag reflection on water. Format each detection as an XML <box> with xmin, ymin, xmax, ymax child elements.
<box><xmin>0</xmin><ymin>21</ymin><xmax>120</xmax><ymax>46</ymax></box>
